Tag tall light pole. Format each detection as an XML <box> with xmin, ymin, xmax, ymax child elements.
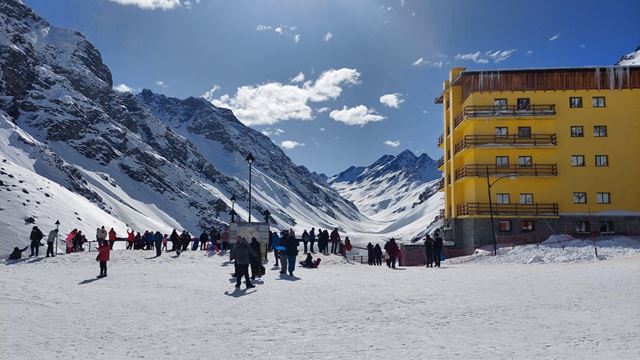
<box><xmin>245</xmin><ymin>153</ymin><xmax>255</xmax><ymax>222</ymax></box>
<box><xmin>55</xmin><ymin>220</ymin><xmax>60</xmax><ymax>255</ymax></box>
<box><xmin>486</xmin><ymin>166</ymin><xmax>516</xmax><ymax>256</ymax></box>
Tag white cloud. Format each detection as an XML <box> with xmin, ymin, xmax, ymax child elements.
<box><xmin>379</xmin><ymin>93</ymin><xmax>404</xmax><ymax>108</ymax></box>
<box><xmin>384</xmin><ymin>140</ymin><xmax>400</xmax><ymax>147</ymax></box>
<box><xmin>454</xmin><ymin>49</ymin><xmax>516</xmax><ymax>64</ymax></box>
<box><xmin>323</xmin><ymin>32</ymin><xmax>334</xmax><ymax>42</ymax></box>
<box><xmin>113</xmin><ymin>83</ymin><xmax>136</xmax><ymax>93</ymax></box>
<box><xmin>454</xmin><ymin>51</ymin><xmax>489</xmax><ymax>64</ymax></box>
<box><xmin>320</xmin><ymin>127</ymin><xmax>326</xmax><ymax>132</ymax></box>
<box><xmin>526</xmin><ymin>50</ymin><xmax>533</xmax><ymax>55</ymax></box>
<box><xmin>108</xmin><ymin>0</ymin><xmax>183</xmax><ymax>10</ymax></box>
<box><xmin>201</xmin><ymin>84</ymin><xmax>220</xmax><ymax>101</ymax></box>
<box><xmin>261</xmin><ymin>128</ymin><xmax>285</xmax><ymax>136</ymax></box>
<box><xmin>293</xmin><ymin>34</ymin><xmax>301</xmax><ymax>43</ymax></box>
<box><xmin>256</xmin><ymin>25</ymin><xmax>272</xmax><ymax>31</ymax></box>
<box><xmin>316</xmin><ymin>107</ymin><xmax>330</xmax><ymax>113</ymax></box>
<box><xmin>280</xmin><ymin>140</ymin><xmax>305</xmax><ymax>150</ymax></box>
<box><xmin>290</xmin><ymin>72</ymin><xmax>305</xmax><ymax>83</ymax></box>
<box><xmin>329</xmin><ymin>105</ymin><xmax>385</xmax><ymax>126</ymax></box>
<box><xmin>209</xmin><ymin>68</ymin><xmax>360</xmax><ymax>126</ymax></box>
<box><xmin>257</xmin><ymin>24</ymin><xmax>300</xmax><ymax>43</ymax></box>
<box><xmin>411</xmin><ymin>12</ymin><xmax>416</xmax><ymax>17</ymax></box>
<box><xmin>485</xmin><ymin>49</ymin><xmax>517</xmax><ymax>63</ymax></box>
<box><xmin>155</xmin><ymin>80</ymin><xmax>168</xmax><ymax>88</ymax></box>
<box><xmin>412</xmin><ymin>57</ymin><xmax>427</xmax><ymax>66</ymax></box>
<box><xmin>549</xmin><ymin>33</ymin><xmax>561</xmax><ymax>41</ymax></box>
<box><xmin>412</xmin><ymin>56</ymin><xmax>443</xmax><ymax>68</ymax></box>
<box><xmin>400</xmin><ymin>0</ymin><xmax>406</xmax><ymax>6</ymax></box>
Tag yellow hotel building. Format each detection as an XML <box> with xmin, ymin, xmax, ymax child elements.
<box><xmin>435</xmin><ymin>66</ymin><xmax>640</xmax><ymax>253</ymax></box>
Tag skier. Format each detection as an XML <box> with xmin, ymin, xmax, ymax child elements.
<box><xmin>373</xmin><ymin>244</ymin><xmax>383</xmax><ymax>266</ymax></box>
<box><xmin>366</xmin><ymin>242</ymin><xmax>374</xmax><ymax>265</ymax></box>
<box><xmin>284</xmin><ymin>229</ymin><xmax>299</xmax><ymax>276</ymax></box>
<box><xmin>384</xmin><ymin>238</ymin><xmax>399</xmax><ymax>269</ymax></box>
<box><xmin>97</xmin><ymin>239</ymin><xmax>110</xmax><ymax>278</ymax></box>
<box><xmin>309</xmin><ymin>227</ymin><xmax>316</xmax><ymax>253</ymax></box>
<box><xmin>230</xmin><ymin>237</ymin><xmax>256</xmax><ymax>289</ymax></box>
<box><xmin>169</xmin><ymin>229</ymin><xmax>179</xmax><ymax>251</ymax></box>
<box><xmin>271</xmin><ymin>231</ymin><xmax>282</xmax><ymax>267</ymax></box>
<box><xmin>46</xmin><ymin>228</ymin><xmax>58</xmax><ymax>257</ymax></box>
<box><xmin>424</xmin><ymin>234</ymin><xmax>434</xmax><ymax>268</ymax></box>
<box><xmin>29</xmin><ymin>226</ymin><xmax>44</xmax><ymax>257</ymax></box>
<box><xmin>301</xmin><ymin>229</ymin><xmax>309</xmax><ymax>254</ymax></box>
<box><xmin>330</xmin><ymin>228</ymin><xmax>341</xmax><ymax>254</ymax></box>
<box><xmin>249</xmin><ymin>237</ymin><xmax>262</xmax><ymax>280</ymax></box>
<box><xmin>108</xmin><ymin>228</ymin><xmax>117</xmax><ymax>250</ymax></box>
<box><xmin>65</xmin><ymin>229</ymin><xmax>77</xmax><ymax>254</ymax></box>
<box><xmin>153</xmin><ymin>231</ymin><xmax>163</xmax><ymax>257</ymax></box>
<box><xmin>433</xmin><ymin>231</ymin><xmax>443</xmax><ymax>268</ymax></box>
<box><xmin>8</xmin><ymin>245</ymin><xmax>29</xmax><ymax>260</ymax></box>
<box><xmin>126</xmin><ymin>229</ymin><xmax>135</xmax><ymax>250</ymax></box>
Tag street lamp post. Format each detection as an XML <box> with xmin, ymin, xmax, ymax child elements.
<box><xmin>55</xmin><ymin>220</ymin><xmax>60</xmax><ymax>255</ymax></box>
<box><xmin>245</xmin><ymin>153</ymin><xmax>255</xmax><ymax>222</ymax></box>
<box><xmin>486</xmin><ymin>167</ymin><xmax>516</xmax><ymax>256</ymax></box>
<box><xmin>229</xmin><ymin>209</ymin><xmax>237</xmax><ymax>223</ymax></box>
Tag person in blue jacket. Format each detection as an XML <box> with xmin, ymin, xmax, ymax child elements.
<box><xmin>270</xmin><ymin>231</ymin><xmax>282</xmax><ymax>267</ymax></box>
<box><xmin>145</xmin><ymin>231</ymin><xmax>154</xmax><ymax>250</ymax></box>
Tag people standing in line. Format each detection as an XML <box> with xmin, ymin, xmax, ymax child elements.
<box><xmin>271</xmin><ymin>231</ymin><xmax>282</xmax><ymax>267</ymax></box>
<box><xmin>162</xmin><ymin>234</ymin><xmax>168</xmax><ymax>251</ymax></box>
<box><xmin>108</xmin><ymin>228</ymin><xmax>117</xmax><ymax>250</ymax></box>
<box><xmin>230</xmin><ymin>237</ymin><xmax>256</xmax><ymax>289</ymax></box>
<box><xmin>126</xmin><ymin>229</ymin><xmax>135</xmax><ymax>250</ymax></box>
<box><xmin>433</xmin><ymin>231</ymin><xmax>443</xmax><ymax>268</ymax></box>
<box><xmin>9</xmin><ymin>245</ymin><xmax>29</xmax><ymax>260</ymax></box>
<box><xmin>366</xmin><ymin>242</ymin><xmax>374</xmax><ymax>265</ymax></box>
<box><xmin>97</xmin><ymin>239</ymin><xmax>110</xmax><ymax>278</ymax></box>
<box><xmin>145</xmin><ymin>230</ymin><xmax>154</xmax><ymax>250</ymax></box>
<box><xmin>309</xmin><ymin>228</ymin><xmax>316</xmax><ymax>253</ymax></box>
<box><xmin>209</xmin><ymin>228</ymin><xmax>218</xmax><ymax>251</ymax></box>
<box><xmin>221</xmin><ymin>229</ymin><xmax>230</xmax><ymax>251</ymax></box>
<box><xmin>424</xmin><ymin>234</ymin><xmax>434</xmax><ymax>268</ymax></box>
<box><xmin>134</xmin><ymin>232</ymin><xmax>142</xmax><ymax>250</ymax></box>
<box><xmin>29</xmin><ymin>226</ymin><xmax>44</xmax><ymax>257</ymax></box>
<box><xmin>284</xmin><ymin>229</ymin><xmax>299</xmax><ymax>276</ymax></box>
<box><xmin>169</xmin><ymin>229</ymin><xmax>179</xmax><ymax>252</ymax></box>
<box><xmin>322</xmin><ymin>229</ymin><xmax>330</xmax><ymax>255</ymax></box>
<box><xmin>330</xmin><ymin>228</ymin><xmax>341</xmax><ymax>255</ymax></box>
<box><xmin>316</xmin><ymin>228</ymin><xmax>323</xmax><ymax>253</ymax></box>
<box><xmin>384</xmin><ymin>238</ymin><xmax>399</xmax><ymax>269</ymax></box>
<box><xmin>154</xmin><ymin>231</ymin><xmax>163</xmax><ymax>257</ymax></box>
<box><xmin>46</xmin><ymin>228</ymin><xmax>58</xmax><ymax>257</ymax></box>
<box><xmin>249</xmin><ymin>237</ymin><xmax>262</xmax><ymax>280</ymax></box>
<box><xmin>373</xmin><ymin>244</ymin><xmax>383</xmax><ymax>266</ymax></box>
<box><xmin>302</xmin><ymin>229</ymin><xmax>309</xmax><ymax>254</ymax></box>
<box><xmin>65</xmin><ymin>229</ymin><xmax>77</xmax><ymax>254</ymax></box>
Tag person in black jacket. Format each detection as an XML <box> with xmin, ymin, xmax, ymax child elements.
<box><xmin>309</xmin><ymin>228</ymin><xmax>316</xmax><ymax>253</ymax></box>
<box><xmin>433</xmin><ymin>231</ymin><xmax>443</xmax><ymax>267</ymax></box>
<box><xmin>9</xmin><ymin>246</ymin><xmax>29</xmax><ymax>260</ymax></box>
<box><xmin>198</xmin><ymin>231</ymin><xmax>209</xmax><ymax>251</ymax></box>
<box><xmin>153</xmin><ymin>231</ymin><xmax>163</xmax><ymax>257</ymax></box>
<box><xmin>249</xmin><ymin>237</ymin><xmax>262</xmax><ymax>280</ymax></box>
<box><xmin>29</xmin><ymin>226</ymin><xmax>44</xmax><ymax>257</ymax></box>
<box><xmin>373</xmin><ymin>244</ymin><xmax>383</xmax><ymax>265</ymax></box>
<box><xmin>169</xmin><ymin>230</ymin><xmax>179</xmax><ymax>251</ymax></box>
<box><xmin>424</xmin><ymin>234</ymin><xmax>434</xmax><ymax>268</ymax></box>
<box><xmin>284</xmin><ymin>230</ymin><xmax>299</xmax><ymax>276</ymax></box>
<box><xmin>230</xmin><ymin>238</ymin><xmax>257</xmax><ymax>289</ymax></box>
<box><xmin>366</xmin><ymin>242</ymin><xmax>374</xmax><ymax>265</ymax></box>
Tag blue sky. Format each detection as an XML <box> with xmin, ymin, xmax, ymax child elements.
<box><xmin>26</xmin><ymin>0</ymin><xmax>639</xmax><ymax>175</ymax></box>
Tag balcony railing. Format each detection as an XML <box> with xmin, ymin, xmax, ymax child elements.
<box><xmin>453</xmin><ymin>104</ymin><xmax>555</xmax><ymax>129</ymax></box>
<box><xmin>457</xmin><ymin>202</ymin><xmax>559</xmax><ymax>217</ymax></box>
<box><xmin>436</xmin><ymin>156</ymin><xmax>445</xmax><ymax>168</ymax></box>
<box><xmin>437</xmin><ymin>133</ymin><xmax>444</xmax><ymax>147</ymax></box>
<box><xmin>455</xmin><ymin>164</ymin><xmax>557</xmax><ymax>180</ymax></box>
<box><xmin>454</xmin><ymin>134</ymin><xmax>557</xmax><ymax>153</ymax></box>
<box><xmin>436</xmin><ymin>178</ymin><xmax>444</xmax><ymax>191</ymax></box>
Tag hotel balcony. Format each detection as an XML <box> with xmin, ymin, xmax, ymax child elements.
<box><xmin>437</xmin><ymin>133</ymin><xmax>444</xmax><ymax>147</ymax></box>
<box><xmin>454</xmin><ymin>104</ymin><xmax>555</xmax><ymax>128</ymax></box>
<box><xmin>454</xmin><ymin>134</ymin><xmax>557</xmax><ymax>153</ymax></box>
<box><xmin>457</xmin><ymin>202</ymin><xmax>559</xmax><ymax>217</ymax></box>
<box><xmin>436</xmin><ymin>178</ymin><xmax>444</xmax><ymax>191</ymax></box>
<box><xmin>436</xmin><ymin>156</ymin><xmax>445</xmax><ymax>168</ymax></box>
<box><xmin>455</xmin><ymin>164</ymin><xmax>557</xmax><ymax>180</ymax></box>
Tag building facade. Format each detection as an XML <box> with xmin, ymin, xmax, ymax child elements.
<box><xmin>435</xmin><ymin>66</ymin><xmax>640</xmax><ymax>253</ymax></box>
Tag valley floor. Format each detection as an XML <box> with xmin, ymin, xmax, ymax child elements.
<box><xmin>1</xmin><ymin>250</ymin><xmax>639</xmax><ymax>359</ymax></box>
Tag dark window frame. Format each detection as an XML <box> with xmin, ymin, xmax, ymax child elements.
<box><xmin>575</xmin><ymin>220</ymin><xmax>590</xmax><ymax>233</ymax></box>
<box><xmin>592</xmin><ymin>96</ymin><xmax>606</xmax><ymax>108</ymax></box>
<box><xmin>570</xmin><ymin>126</ymin><xmax>584</xmax><ymax>137</ymax></box>
<box><xmin>498</xmin><ymin>220</ymin><xmax>512</xmax><ymax>232</ymax></box>
<box><xmin>569</xmin><ymin>97</ymin><xmax>583</xmax><ymax>108</ymax></box>
<box><xmin>517</xmin><ymin>126</ymin><xmax>532</xmax><ymax>138</ymax></box>
<box><xmin>494</xmin><ymin>98</ymin><xmax>508</xmax><ymax>109</ymax></box>
<box><xmin>571</xmin><ymin>155</ymin><xmax>585</xmax><ymax>167</ymax></box>
<box><xmin>495</xmin><ymin>156</ymin><xmax>509</xmax><ymax>167</ymax></box>
<box><xmin>496</xmin><ymin>193</ymin><xmax>510</xmax><ymax>205</ymax></box>
<box><xmin>593</xmin><ymin>125</ymin><xmax>607</xmax><ymax>137</ymax></box>
<box><xmin>519</xmin><ymin>193</ymin><xmax>534</xmax><ymax>204</ymax></box>
<box><xmin>573</xmin><ymin>192</ymin><xmax>587</xmax><ymax>204</ymax></box>
<box><xmin>516</xmin><ymin>98</ymin><xmax>531</xmax><ymax>110</ymax></box>
<box><xmin>521</xmin><ymin>220</ymin><xmax>535</xmax><ymax>233</ymax></box>
<box><xmin>495</xmin><ymin>127</ymin><xmax>508</xmax><ymax>137</ymax></box>
<box><xmin>518</xmin><ymin>156</ymin><xmax>533</xmax><ymax>167</ymax></box>
<box><xmin>599</xmin><ymin>221</ymin><xmax>614</xmax><ymax>233</ymax></box>
<box><xmin>595</xmin><ymin>155</ymin><xmax>608</xmax><ymax>167</ymax></box>
<box><xmin>596</xmin><ymin>192</ymin><xmax>611</xmax><ymax>204</ymax></box>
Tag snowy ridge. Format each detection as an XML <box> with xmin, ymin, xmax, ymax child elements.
<box><xmin>617</xmin><ymin>46</ymin><xmax>640</xmax><ymax>66</ymax></box>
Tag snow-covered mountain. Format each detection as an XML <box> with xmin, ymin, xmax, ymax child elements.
<box><xmin>330</xmin><ymin>150</ymin><xmax>443</xmax><ymax>240</ymax></box>
<box><xmin>617</xmin><ymin>46</ymin><xmax>640</xmax><ymax>66</ymax></box>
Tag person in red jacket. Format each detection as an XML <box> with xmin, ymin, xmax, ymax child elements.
<box><xmin>97</xmin><ymin>240</ymin><xmax>110</xmax><ymax>278</ymax></box>
<box><xmin>108</xmin><ymin>228</ymin><xmax>117</xmax><ymax>250</ymax></box>
<box><xmin>330</xmin><ymin>228</ymin><xmax>341</xmax><ymax>254</ymax></box>
<box><xmin>126</xmin><ymin>229</ymin><xmax>135</xmax><ymax>250</ymax></box>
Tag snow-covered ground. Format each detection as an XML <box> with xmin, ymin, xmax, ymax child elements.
<box><xmin>2</xmin><ymin>248</ymin><xmax>639</xmax><ymax>359</ymax></box>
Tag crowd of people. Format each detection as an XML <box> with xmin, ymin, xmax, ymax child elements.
<box><xmin>8</xmin><ymin>223</ymin><xmax>447</xmax><ymax>284</ymax></box>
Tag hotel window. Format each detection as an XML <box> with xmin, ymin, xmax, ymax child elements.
<box><xmin>498</xmin><ymin>220</ymin><xmax>512</xmax><ymax>232</ymax></box>
<box><xmin>595</xmin><ymin>155</ymin><xmax>608</xmax><ymax>167</ymax></box>
<box><xmin>496</xmin><ymin>193</ymin><xmax>510</xmax><ymax>204</ymax></box>
<box><xmin>575</xmin><ymin>221</ymin><xmax>590</xmax><ymax>233</ymax></box>
<box><xmin>596</xmin><ymin>192</ymin><xmax>611</xmax><ymax>204</ymax></box>
<box><xmin>494</xmin><ymin>98</ymin><xmax>508</xmax><ymax>109</ymax></box>
<box><xmin>573</xmin><ymin>192</ymin><xmax>587</xmax><ymax>204</ymax></box>
<box><xmin>593</xmin><ymin>126</ymin><xmax>607</xmax><ymax>137</ymax></box>
<box><xmin>570</xmin><ymin>126</ymin><xmax>584</xmax><ymax>137</ymax></box>
<box><xmin>600</xmin><ymin>221</ymin><xmax>614</xmax><ymax>233</ymax></box>
<box><xmin>517</xmin><ymin>126</ymin><xmax>531</xmax><ymax>138</ymax></box>
<box><xmin>569</xmin><ymin>97</ymin><xmax>583</xmax><ymax>108</ymax></box>
<box><xmin>520</xmin><ymin>193</ymin><xmax>533</xmax><ymax>204</ymax></box>
<box><xmin>571</xmin><ymin>155</ymin><xmax>585</xmax><ymax>167</ymax></box>
<box><xmin>592</xmin><ymin>96</ymin><xmax>606</xmax><ymax>108</ymax></box>
<box><xmin>496</xmin><ymin>156</ymin><xmax>509</xmax><ymax>167</ymax></box>
<box><xmin>518</xmin><ymin>156</ymin><xmax>533</xmax><ymax>167</ymax></box>
<box><xmin>521</xmin><ymin>220</ymin><xmax>535</xmax><ymax>232</ymax></box>
<box><xmin>495</xmin><ymin>127</ymin><xmax>508</xmax><ymax>137</ymax></box>
<box><xmin>517</xmin><ymin>98</ymin><xmax>530</xmax><ymax>110</ymax></box>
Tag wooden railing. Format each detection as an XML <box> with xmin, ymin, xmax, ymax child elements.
<box><xmin>437</xmin><ymin>133</ymin><xmax>444</xmax><ymax>147</ymax></box>
<box><xmin>455</xmin><ymin>164</ymin><xmax>557</xmax><ymax>180</ymax></box>
<box><xmin>457</xmin><ymin>202</ymin><xmax>559</xmax><ymax>216</ymax></box>
<box><xmin>453</xmin><ymin>104</ymin><xmax>555</xmax><ymax>128</ymax></box>
<box><xmin>454</xmin><ymin>134</ymin><xmax>556</xmax><ymax>153</ymax></box>
<box><xmin>436</xmin><ymin>178</ymin><xmax>445</xmax><ymax>190</ymax></box>
<box><xmin>436</xmin><ymin>156</ymin><xmax>444</xmax><ymax>168</ymax></box>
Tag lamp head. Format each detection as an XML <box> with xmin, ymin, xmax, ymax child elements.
<box><xmin>230</xmin><ymin>195</ymin><xmax>236</xmax><ymax>202</ymax></box>
<box><xmin>245</xmin><ymin>153</ymin><xmax>255</xmax><ymax>164</ymax></box>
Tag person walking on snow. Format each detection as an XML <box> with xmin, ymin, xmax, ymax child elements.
<box><xmin>271</xmin><ymin>231</ymin><xmax>282</xmax><ymax>267</ymax></box>
<box><xmin>230</xmin><ymin>238</ymin><xmax>256</xmax><ymax>289</ymax></box>
<box><xmin>330</xmin><ymin>228</ymin><xmax>341</xmax><ymax>255</ymax></box>
<box><xmin>197</xmin><ymin>231</ymin><xmax>208</xmax><ymax>251</ymax></box>
<box><xmin>126</xmin><ymin>229</ymin><xmax>135</xmax><ymax>250</ymax></box>
<box><xmin>367</xmin><ymin>242</ymin><xmax>374</xmax><ymax>265</ymax></box>
<box><xmin>284</xmin><ymin>230</ymin><xmax>299</xmax><ymax>276</ymax></box>
<box><xmin>29</xmin><ymin>226</ymin><xmax>44</xmax><ymax>257</ymax></box>
<box><xmin>97</xmin><ymin>239</ymin><xmax>110</xmax><ymax>278</ymax></box>
<box><xmin>302</xmin><ymin>229</ymin><xmax>309</xmax><ymax>254</ymax></box>
<box><xmin>384</xmin><ymin>238</ymin><xmax>399</xmax><ymax>269</ymax></box>
<box><xmin>433</xmin><ymin>231</ymin><xmax>443</xmax><ymax>268</ymax></box>
<box><xmin>46</xmin><ymin>228</ymin><xmax>58</xmax><ymax>257</ymax></box>
<box><xmin>154</xmin><ymin>231</ymin><xmax>163</xmax><ymax>257</ymax></box>
<box><xmin>108</xmin><ymin>228</ymin><xmax>117</xmax><ymax>250</ymax></box>
<box><xmin>424</xmin><ymin>234</ymin><xmax>434</xmax><ymax>268</ymax></box>
<box><xmin>309</xmin><ymin>228</ymin><xmax>316</xmax><ymax>253</ymax></box>
<box><xmin>249</xmin><ymin>237</ymin><xmax>263</xmax><ymax>280</ymax></box>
